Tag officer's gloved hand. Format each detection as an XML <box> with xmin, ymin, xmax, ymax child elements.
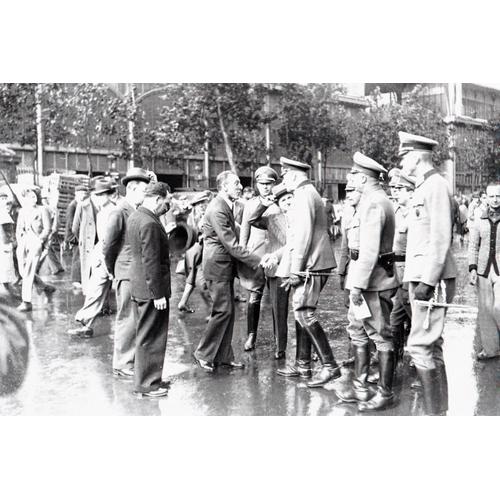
<box><xmin>414</xmin><ymin>282</ymin><xmax>435</xmax><ymax>301</ymax></box>
<box><xmin>281</xmin><ymin>273</ymin><xmax>302</xmax><ymax>291</ymax></box>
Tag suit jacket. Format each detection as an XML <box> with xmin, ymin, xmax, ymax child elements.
<box><xmin>403</xmin><ymin>169</ymin><xmax>457</xmax><ymax>285</ymax></box>
<box><xmin>288</xmin><ymin>181</ymin><xmax>336</xmax><ymax>274</ymax></box>
<box><xmin>102</xmin><ymin>198</ymin><xmax>135</xmax><ymax>281</ymax></box>
<box><xmin>64</xmin><ymin>199</ymin><xmax>78</xmax><ymax>245</ymax></box>
<box><xmin>468</xmin><ymin>208</ymin><xmax>500</xmax><ymax>277</ymax></box>
<box><xmin>127</xmin><ymin>206</ymin><xmax>171</xmax><ymax>300</ymax></box>
<box><xmin>202</xmin><ymin>195</ymin><xmax>261</xmax><ymax>282</ymax></box>
<box><xmin>346</xmin><ymin>184</ymin><xmax>399</xmax><ymax>292</ymax></box>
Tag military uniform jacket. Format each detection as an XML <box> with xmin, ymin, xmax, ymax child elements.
<box><xmin>202</xmin><ymin>195</ymin><xmax>261</xmax><ymax>282</ymax></box>
<box><xmin>403</xmin><ymin>170</ymin><xmax>457</xmax><ymax>286</ymax></box>
<box><xmin>338</xmin><ymin>204</ymin><xmax>357</xmax><ymax>277</ymax></box>
<box><xmin>468</xmin><ymin>208</ymin><xmax>500</xmax><ymax>277</ymax></box>
<box><xmin>102</xmin><ymin>198</ymin><xmax>135</xmax><ymax>281</ymax></box>
<box><xmin>393</xmin><ymin>204</ymin><xmax>409</xmax><ymax>283</ymax></box>
<box><xmin>345</xmin><ymin>184</ymin><xmax>399</xmax><ymax>292</ymax></box>
<box><xmin>288</xmin><ymin>181</ymin><xmax>336</xmax><ymax>274</ymax></box>
<box><xmin>127</xmin><ymin>206</ymin><xmax>171</xmax><ymax>301</ymax></box>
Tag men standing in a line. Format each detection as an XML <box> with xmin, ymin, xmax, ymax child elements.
<box><xmin>127</xmin><ymin>181</ymin><xmax>172</xmax><ymax>398</ymax></box>
<box><xmin>239</xmin><ymin>166</ymin><xmax>279</xmax><ymax>352</ymax></box>
<box><xmin>102</xmin><ymin>168</ymin><xmax>153</xmax><ymax>378</ymax></box>
<box><xmin>335</xmin><ymin>153</ymin><xmax>399</xmax><ymax>411</ymax></box>
<box><xmin>278</xmin><ymin>157</ymin><xmax>340</xmax><ymax>388</ymax></box>
<box><xmin>399</xmin><ymin>132</ymin><xmax>457</xmax><ymax>416</ymax></box>
<box><xmin>468</xmin><ymin>183</ymin><xmax>500</xmax><ymax>361</ymax></box>
<box><xmin>194</xmin><ymin>171</ymin><xmax>262</xmax><ymax>372</ymax></box>
<box><xmin>68</xmin><ymin>179</ymin><xmax>117</xmax><ymax>337</ymax></box>
<box><xmin>388</xmin><ymin>169</ymin><xmax>415</xmax><ymax>368</ymax></box>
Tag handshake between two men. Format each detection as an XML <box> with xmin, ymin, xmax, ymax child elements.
<box><xmin>258</xmin><ymin>253</ymin><xmax>303</xmax><ymax>292</ymax></box>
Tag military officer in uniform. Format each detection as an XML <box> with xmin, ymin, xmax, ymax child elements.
<box><xmin>335</xmin><ymin>152</ymin><xmax>399</xmax><ymax>411</ymax></box>
<box><xmin>399</xmin><ymin>132</ymin><xmax>457</xmax><ymax>416</ymax></box>
<box><xmin>278</xmin><ymin>157</ymin><xmax>341</xmax><ymax>388</ymax></box>
<box><xmin>388</xmin><ymin>169</ymin><xmax>415</xmax><ymax>368</ymax></box>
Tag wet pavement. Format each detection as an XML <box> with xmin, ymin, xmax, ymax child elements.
<box><xmin>0</xmin><ymin>239</ymin><xmax>498</xmax><ymax>416</ymax></box>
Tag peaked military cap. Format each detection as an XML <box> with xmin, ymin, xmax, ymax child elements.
<box><xmin>272</xmin><ymin>182</ymin><xmax>289</xmax><ymax>200</ymax></box>
<box><xmin>279</xmin><ymin>157</ymin><xmax>311</xmax><ymax>172</ymax></box>
<box><xmin>254</xmin><ymin>166</ymin><xmax>278</xmax><ymax>183</ymax></box>
<box><xmin>351</xmin><ymin>152</ymin><xmax>387</xmax><ymax>178</ymax></box>
<box><xmin>395</xmin><ymin>170</ymin><xmax>416</xmax><ymax>189</ymax></box>
<box><xmin>398</xmin><ymin>132</ymin><xmax>438</xmax><ymax>156</ymax></box>
<box><xmin>388</xmin><ymin>168</ymin><xmax>402</xmax><ymax>187</ymax></box>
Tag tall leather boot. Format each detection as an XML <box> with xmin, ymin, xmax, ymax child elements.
<box><xmin>416</xmin><ymin>368</ymin><xmax>444</xmax><ymax>416</ymax></box>
<box><xmin>277</xmin><ymin>322</ymin><xmax>312</xmax><ymax>378</ymax></box>
<box><xmin>358</xmin><ymin>350</ymin><xmax>395</xmax><ymax>411</ymax></box>
<box><xmin>244</xmin><ymin>296</ymin><xmax>261</xmax><ymax>351</ymax></box>
<box><xmin>335</xmin><ymin>344</ymin><xmax>375</xmax><ymax>403</ymax></box>
<box><xmin>306</xmin><ymin>321</ymin><xmax>341</xmax><ymax>388</ymax></box>
<box><xmin>436</xmin><ymin>362</ymin><xmax>449</xmax><ymax>414</ymax></box>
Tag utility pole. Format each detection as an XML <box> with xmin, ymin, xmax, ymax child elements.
<box><xmin>127</xmin><ymin>83</ymin><xmax>136</xmax><ymax>169</ymax></box>
<box><xmin>35</xmin><ymin>84</ymin><xmax>44</xmax><ymax>185</ymax></box>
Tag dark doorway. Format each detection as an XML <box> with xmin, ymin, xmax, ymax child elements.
<box><xmin>157</xmin><ymin>174</ymin><xmax>184</xmax><ymax>191</ymax></box>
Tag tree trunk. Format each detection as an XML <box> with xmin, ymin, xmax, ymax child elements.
<box><xmin>214</xmin><ymin>88</ymin><xmax>238</xmax><ymax>175</ymax></box>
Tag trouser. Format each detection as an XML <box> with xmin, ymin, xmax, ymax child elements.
<box><xmin>113</xmin><ymin>280</ymin><xmax>136</xmax><ymax>371</ymax></box>
<box><xmin>195</xmin><ymin>280</ymin><xmax>235</xmax><ymax>364</ymax></box>
<box><xmin>17</xmin><ymin>234</ymin><xmax>48</xmax><ymax>303</ymax></box>
<box><xmin>75</xmin><ymin>257</ymin><xmax>112</xmax><ymax>327</ymax></box>
<box><xmin>347</xmin><ymin>289</ymin><xmax>397</xmax><ymax>351</ymax></box>
<box><xmin>390</xmin><ymin>286</ymin><xmax>412</xmax><ymax>355</ymax></box>
<box><xmin>477</xmin><ymin>273</ymin><xmax>500</xmax><ymax>356</ymax></box>
<box><xmin>70</xmin><ymin>244</ymin><xmax>81</xmax><ymax>282</ymax></box>
<box><xmin>407</xmin><ymin>279</ymin><xmax>456</xmax><ymax>370</ymax></box>
<box><xmin>293</xmin><ymin>271</ymin><xmax>335</xmax><ymax>365</ymax></box>
<box><xmin>132</xmin><ymin>297</ymin><xmax>169</xmax><ymax>393</ymax></box>
<box><xmin>267</xmin><ymin>276</ymin><xmax>290</xmax><ymax>353</ymax></box>
<box><xmin>46</xmin><ymin>237</ymin><xmax>64</xmax><ymax>273</ymax></box>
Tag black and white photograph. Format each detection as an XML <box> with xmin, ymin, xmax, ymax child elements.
<box><xmin>1</xmin><ymin>82</ymin><xmax>498</xmax><ymax>416</ymax></box>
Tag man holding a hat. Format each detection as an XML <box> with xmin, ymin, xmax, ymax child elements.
<box><xmin>239</xmin><ymin>165</ymin><xmax>279</xmax><ymax>352</ymax></box>
<box><xmin>68</xmin><ymin>178</ymin><xmax>117</xmax><ymax>337</ymax></box>
<box><xmin>278</xmin><ymin>157</ymin><xmax>340</xmax><ymax>388</ymax></box>
<box><xmin>101</xmin><ymin>167</ymin><xmax>154</xmax><ymax>378</ymax></box>
<box><xmin>335</xmin><ymin>152</ymin><xmax>399</xmax><ymax>411</ymax></box>
<box><xmin>388</xmin><ymin>168</ymin><xmax>416</xmax><ymax>370</ymax></box>
<box><xmin>399</xmin><ymin>131</ymin><xmax>457</xmax><ymax>415</ymax></box>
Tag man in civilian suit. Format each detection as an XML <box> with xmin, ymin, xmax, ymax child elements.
<box><xmin>194</xmin><ymin>171</ymin><xmax>262</xmax><ymax>372</ymax></box>
<box><xmin>102</xmin><ymin>167</ymin><xmax>155</xmax><ymax>379</ymax></box>
<box><xmin>127</xmin><ymin>181</ymin><xmax>172</xmax><ymax>398</ymax></box>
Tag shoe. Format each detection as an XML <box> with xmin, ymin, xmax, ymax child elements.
<box><xmin>44</xmin><ymin>284</ymin><xmax>56</xmax><ymax>295</ymax></box>
<box><xmin>277</xmin><ymin>364</ymin><xmax>312</xmax><ymax>379</ymax></box>
<box><xmin>193</xmin><ymin>354</ymin><xmax>215</xmax><ymax>372</ymax></box>
<box><xmin>17</xmin><ymin>301</ymin><xmax>32</xmax><ymax>312</ymax></box>
<box><xmin>216</xmin><ymin>361</ymin><xmax>245</xmax><ymax>369</ymax></box>
<box><xmin>244</xmin><ymin>333</ymin><xmax>256</xmax><ymax>351</ymax></box>
<box><xmin>68</xmin><ymin>325</ymin><xmax>94</xmax><ymax>338</ymax></box>
<box><xmin>476</xmin><ymin>350</ymin><xmax>500</xmax><ymax>361</ymax></box>
<box><xmin>113</xmin><ymin>368</ymin><xmax>134</xmax><ymax>379</ymax></box>
<box><xmin>367</xmin><ymin>368</ymin><xmax>379</xmax><ymax>384</ymax></box>
<box><xmin>178</xmin><ymin>305</ymin><xmax>195</xmax><ymax>313</ymax></box>
<box><xmin>358</xmin><ymin>390</ymin><xmax>395</xmax><ymax>412</ymax></box>
<box><xmin>307</xmin><ymin>364</ymin><xmax>341</xmax><ymax>388</ymax></box>
<box><xmin>358</xmin><ymin>350</ymin><xmax>395</xmax><ymax>412</ymax></box>
<box><xmin>134</xmin><ymin>387</ymin><xmax>169</xmax><ymax>398</ymax></box>
<box><xmin>274</xmin><ymin>351</ymin><xmax>286</xmax><ymax>360</ymax></box>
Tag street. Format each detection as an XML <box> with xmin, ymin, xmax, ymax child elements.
<box><xmin>0</xmin><ymin>238</ymin><xmax>498</xmax><ymax>416</ymax></box>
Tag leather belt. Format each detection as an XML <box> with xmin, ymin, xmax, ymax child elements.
<box><xmin>394</xmin><ymin>254</ymin><xmax>406</xmax><ymax>262</ymax></box>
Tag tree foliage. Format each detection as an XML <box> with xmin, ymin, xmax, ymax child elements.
<box><xmin>348</xmin><ymin>85</ymin><xmax>450</xmax><ymax>171</ymax></box>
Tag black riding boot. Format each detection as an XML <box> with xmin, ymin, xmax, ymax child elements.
<box><xmin>306</xmin><ymin>321</ymin><xmax>341</xmax><ymax>388</ymax></box>
<box><xmin>277</xmin><ymin>322</ymin><xmax>312</xmax><ymax>378</ymax></box>
<box><xmin>358</xmin><ymin>350</ymin><xmax>395</xmax><ymax>411</ymax></box>
<box><xmin>416</xmin><ymin>368</ymin><xmax>445</xmax><ymax>415</ymax></box>
<box><xmin>244</xmin><ymin>295</ymin><xmax>261</xmax><ymax>351</ymax></box>
<box><xmin>335</xmin><ymin>344</ymin><xmax>375</xmax><ymax>403</ymax></box>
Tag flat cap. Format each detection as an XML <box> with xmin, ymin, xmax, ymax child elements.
<box><xmin>190</xmin><ymin>191</ymin><xmax>211</xmax><ymax>206</ymax></box>
<box><xmin>351</xmin><ymin>152</ymin><xmax>387</xmax><ymax>177</ymax></box>
<box><xmin>398</xmin><ymin>131</ymin><xmax>438</xmax><ymax>156</ymax></box>
<box><xmin>272</xmin><ymin>182</ymin><xmax>289</xmax><ymax>200</ymax></box>
<box><xmin>254</xmin><ymin>166</ymin><xmax>278</xmax><ymax>183</ymax></box>
<box><xmin>279</xmin><ymin>157</ymin><xmax>311</xmax><ymax>171</ymax></box>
